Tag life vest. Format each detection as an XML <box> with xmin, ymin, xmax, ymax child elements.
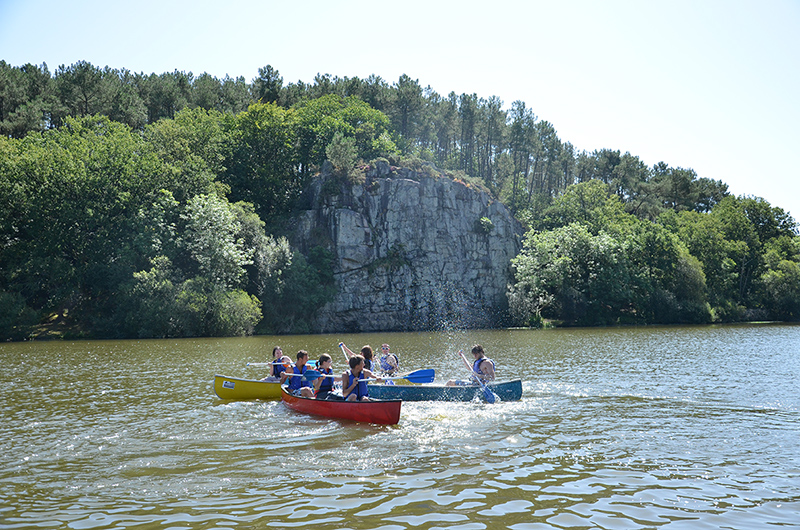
<box><xmin>316</xmin><ymin>367</ymin><xmax>334</xmax><ymax>394</ymax></box>
<box><xmin>345</xmin><ymin>370</ymin><xmax>368</xmax><ymax>400</ymax></box>
<box><xmin>288</xmin><ymin>364</ymin><xmax>310</xmax><ymax>391</ymax></box>
<box><xmin>379</xmin><ymin>354</ymin><xmax>399</xmax><ymax>372</ymax></box>
<box><xmin>473</xmin><ymin>356</ymin><xmax>494</xmax><ymax>377</ymax></box>
<box><xmin>272</xmin><ymin>362</ymin><xmax>288</xmax><ymax>378</ymax></box>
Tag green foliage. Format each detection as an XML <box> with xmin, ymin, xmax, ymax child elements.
<box><xmin>143</xmin><ymin>107</ymin><xmax>232</xmax><ymax>202</ymax></box>
<box><xmin>534</xmin><ymin>180</ymin><xmax>631</xmax><ymax>234</ymax></box>
<box><xmin>368</xmin><ymin>244</ymin><xmax>410</xmax><ymax>274</ymax></box>
<box><xmin>0</xmin><ymin>115</ymin><xmax>163</xmax><ymax>314</ymax></box>
<box><xmin>2</xmin><ymin>59</ymin><xmax>799</xmax><ymax>336</ymax></box>
<box><xmin>292</xmin><ymin>94</ymin><xmax>397</xmax><ymax>174</ymax></box>
<box><xmin>182</xmin><ymin>194</ymin><xmax>254</xmax><ymax>287</ymax></box>
<box><xmin>326</xmin><ymin>131</ymin><xmax>358</xmax><ymax>179</ymax></box>
<box><xmin>509</xmin><ymin>214</ymin><xmax>711</xmax><ymax>327</ymax></box>
<box><xmin>0</xmin><ymin>290</ymin><xmax>39</xmax><ymax>341</ymax></box>
<box><xmin>475</xmin><ymin>217</ymin><xmax>494</xmax><ymax>234</ymax></box>
<box><xmin>113</xmin><ymin>192</ymin><xmax>283</xmax><ymax>338</ymax></box>
<box><xmin>223</xmin><ymin>102</ymin><xmax>298</xmax><ymax>221</ymax></box>
<box><xmin>509</xmin><ymin>224</ymin><xmax>631</xmax><ymax>326</ymax></box>
<box><xmin>259</xmin><ymin>246</ymin><xmax>336</xmax><ymax>334</ymax></box>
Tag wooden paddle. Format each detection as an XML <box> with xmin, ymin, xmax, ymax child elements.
<box><xmin>458</xmin><ymin>349</ymin><xmax>496</xmax><ymax>403</ymax></box>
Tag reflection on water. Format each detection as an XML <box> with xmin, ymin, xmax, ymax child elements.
<box><xmin>1</xmin><ymin>324</ymin><xmax>799</xmax><ymax>529</ymax></box>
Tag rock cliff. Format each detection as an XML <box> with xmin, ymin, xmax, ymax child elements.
<box><xmin>290</xmin><ymin>162</ymin><xmax>523</xmax><ymax>332</ymax></box>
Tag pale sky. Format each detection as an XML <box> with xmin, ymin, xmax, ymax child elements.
<box><xmin>2</xmin><ymin>0</ymin><xmax>799</xmax><ymax>220</ymax></box>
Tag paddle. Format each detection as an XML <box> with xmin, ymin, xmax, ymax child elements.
<box><xmin>302</xmin><ymin>368</ymin><xmax>435</xmax><ymax>384</ymax></box>
<box><xmin>338</xmin><ymin>342</ymin><xmax>350</xmax><ymax>363</ymax></box>
<box><xmin>283</xmin><ymin>370</ymin><xmax>322</xmax><ymax>382</ymax></box>
<box><xmin>246</xmin><ymin>361</ymin><xmax>288</xmax><ymax>367</ymax></box>
<box><xmin>458</xmin><ymin>349</ymin><xmax>496</xmax><ymax>403</ymax></box>
<box><xmin>247</xmin><ymin>360</ymin><xmax>317</xmax><ymax>368</ymax></box>
<box><xmin>383</xmin><ymin>368</ymin><xmax>435</xmax><ymax>384</ymax></box>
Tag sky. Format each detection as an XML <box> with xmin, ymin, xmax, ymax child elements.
<box><xmin>1</xmin><ymin>0</ymin><xmax>799</xmax><ymax>220</ymax></box>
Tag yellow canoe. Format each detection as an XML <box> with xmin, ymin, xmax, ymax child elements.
<box><xmin>214</xmin><ymin>374</ymin><xmax>282</xmax><ymax>400</ymax></box>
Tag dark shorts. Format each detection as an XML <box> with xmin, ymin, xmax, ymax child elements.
<box><xmin>316</xmin><ymin>391</ymin><xmax>343</xmax><ymax>401</ymax></box>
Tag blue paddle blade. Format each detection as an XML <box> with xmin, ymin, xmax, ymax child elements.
<box><xmin>482</xmin><ymin>386</ymin><xmax>496</xmax><ymax>403</ymax></box>
<box><xmin>301</xmin><ymin>369</ymin><xmax>321</xmax><ymax>381</ymax></box>
<box><xmin>403</xmin><ymin>369</ymin><xmax>435</xmax><ymax>384</ymax></box>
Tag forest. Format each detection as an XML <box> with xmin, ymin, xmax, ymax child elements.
<box><xmin>1</xmin><ymin>60</ymin><xmax>798</xmax><ymax>340</ymax></box>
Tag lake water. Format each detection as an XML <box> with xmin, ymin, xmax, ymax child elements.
<box><xmin>1</xmin><ymin>324</ymin><xmax>799</xmax><ymax>529</ymax></box>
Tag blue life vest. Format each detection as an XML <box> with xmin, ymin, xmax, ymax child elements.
<box><xmin>273</xmin><ymin>362</ymin><xmax>287</xmax><ymax>378</ymax></box>
<box><xmin>288</xmin><ymin>364</ymin><xmax>310</xmax><ymax>391</ymax></box>
<box><xmin>473</xmin><ymin>357</ymin><xmax>494</xmax><ymax>377</ymax></box>
<box><xmin>316</xmin><ymin>367</ymin><xmax>334</xmax><ymax>394</ymax></box>
<box><xmin>379</xmin><ymin>354</ymin><xmax>399</xmax><ymax>372</ymax></box>
<box><xmin>345</xmin><ymin>371</ymin><xmax>368</xmax><ymax>400</ymax></box>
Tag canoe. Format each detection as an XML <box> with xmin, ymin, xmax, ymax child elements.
<box><xmin>366</xmin><ymin>379</ymin><xmax>523</xmax><ymax>402</ymax></box>
<box><xmin>214</xmin><ymin>374</ymin><xmax>282</xmax><ymax>400</ymax></box>
<box><xmin>280</xmin><ymin>386</ymin><xmax>402</xmax><ymax>425</ymax></box>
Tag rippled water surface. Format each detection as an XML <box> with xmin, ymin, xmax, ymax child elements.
<box><xmin>2</xmin><ymin>324</ymin><xmax>799</xmax><ymax>529</ymax></box>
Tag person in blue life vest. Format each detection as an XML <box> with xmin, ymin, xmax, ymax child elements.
<box><xmin>342</xmin><ymin>355</ymin><xmax>383</xmax><ymax>401</ymax></box>
<box><xmin>378</xmin><ymin>343</ymin><xmax>399</xmax><ymax>376</ymax></box>
<box><xmin>261</xmin><ymin>346</ymin><xmax>289</xmax><ymax>381</ymax></box>
<box><xmin>312</xmin><ymin>353</ymin><xmax>338</xmax><ymax>400</ymax></box>
<box><xmin>446</xmin><ymin>344</ymin><xmax>495</xmax><ymax>386</ymax></box>
<box><xmin>281</xmin><ymin>350</ymin><xmax>314</xmax><ymax>397</ymax></box>
<box><xmin>341</xmin><ymin>343</ymin><xmax>375</xmax><ymax>371</ymax></box>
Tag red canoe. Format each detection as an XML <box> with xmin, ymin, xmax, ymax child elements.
<box><xmin>280</xmin><ymin>386</ymin><xmax>402</xmax><ymax>425</ymax></box>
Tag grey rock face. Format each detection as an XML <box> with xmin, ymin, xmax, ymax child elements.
<box><xmin>291</xmin><ymin>170</ymin><xmax>522</xmax><ymax>332</ymax></box>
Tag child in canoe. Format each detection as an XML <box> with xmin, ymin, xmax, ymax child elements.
<box><xmin>313</xmin><ymin>353</ymin><xmax>339</xmax><ymax>400</ymax></box>
<box><xmin>343</xmin><ymin>355</ymin><xmax>383</xmax><ymax>401</ymax></box>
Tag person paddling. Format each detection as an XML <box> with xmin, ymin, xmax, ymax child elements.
<box><xmin>261</xmin><ymin>346</ymin><xmax>290</xmax><ymax>382</ymax></box>
<box><xmin>343</xmin><ymin>355</ymin><xmax>382</xmax><ymax>401</ymax></box>
<box><xmin>341</xmin><ymin>343</ymin><xmax>375</xmax><ymax>371</ymax></box>
<box><xmin>281</xmin><ymin>350</ymin><xmax>314</xmax><ymax>397</ymax></box>
<box><xmin>378</xmin><ymin>343</ymin><xmax>399</xmax><ymax>376</ymax></box>
<box><xmin>446</xmin><ymin>344</ymin><xmax>495</xmax><ymax>386</ymax></box>
<box><xmin>313</xmin><ymin>353</ymin><xmax>338</xmax><ymax>400</ymax></box>
<box><xmin>469</xmin><ymin>344</ymin><xmax>495</xmax><ymax>382</ymax></box>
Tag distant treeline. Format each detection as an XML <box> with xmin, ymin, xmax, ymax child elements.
<box><xmin>1</xmin><ymin>60</ymin><xmax>730</xmax><ymax>214</ymax></box>
<box><xmin>1</xmin><ymin>60</ymin><xmax>798</xmax><ymax>340</ymax></box>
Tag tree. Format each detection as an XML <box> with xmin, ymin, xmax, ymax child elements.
<box><xmin>223</xmin><ymin>102</ymin><xmax>298</xmax><ymax>221</ymax></box>
<box><xmin>291</xmin><ymin>94</ymin><xmax>396</xmax><ymax>176</ymax></box>
<box><xmin>102</xmin><ymin>68</ymin><xmax>148</xmax><ymax>129</ymax></box>
<box><xmin>259</xmin><ymin>246</ymin><xmax>336</xmax><ymax>334</ymax></box>
<box><xmin>140</xmin><ymin>70</ymin><xmax>193</xmax><ymax>122</ymax></box>
<box><xmin>251</xmin><ymin>65</ymin><xmax>282</xmax><ymax>103</ymax></box>
<box><xmin>756</xmin><ymin>236</ymin><xmax>800</xmax><ymax>320</ymax></box>
<box><xmin>115</xmin><ymin>191</ymin><xmax>287</xmax><ymax>338</ymax></box>
<box><xmin>476</xmin><ymin>95</ymin><xmax>506</xmax><ymax>192</ymax></box>
<box><xmin>535</xmin><ymin>180</ymin><xmax>629</xmax><ymax>234</ymax></box>
<box><xmin>392</xmin><ymin>74</ymin><xmax>423</xmax><ymax>145</ymax></box>
<box><xmin>0</xmin><ymin>61</ymin><xmax>57</xmax><ymax>137</ymax></box>
<box><xmin>506</xmin><ymin>100</ymin><xmax>536</xmax><ymax>211</ymax></box>
<box><xmin>509</xmin><ymin>223</ymin><xmax>632</xmax><ymax>326</ymax></box>
<box><xmin>144</xmin><ymin>106</ymin><xmax>232</xmax><ymax>202</ymax></box>
<box><xmin>219</xmin><ymin>75</ymin><xmax>252</xmax><ymax>114</ymax></box>
<box><xmin>652</xmin><ymin>162</ymin><xmax>697</xmax><ymax>212</ymax></box>
<box><xmin>54</xmin><ymin>61</ymin><xmax>104</xmax><ymax>119</ymax></box>
<box><xmin>0</xmin><ymin>115</ymin><xmax>165</xmax><ymax>330</ymax></box>
<box><xmin>192</xmin><ymin>72</ymin><xmax>222</xmax><ymax>111</ymax></box>
<box><xmin>326</xmin><ymin>131</ymin><xmax>358</xmax><ymax>178</ymax></box>
<box><xmin>181</xmin><ymin>194</ymin><xmax>254</xmax><ymax>289</ymax></box>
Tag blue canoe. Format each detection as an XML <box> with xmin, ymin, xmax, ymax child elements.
<box><xmin>367</xmin><ymin>379</ymin><xmax>522</xmax><ymax>402</ymax></box>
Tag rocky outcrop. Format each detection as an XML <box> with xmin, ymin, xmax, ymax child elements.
<box><xmin>291</xmin><ymin>163</ymin><xmax>523</xmax><ymax>332</ymax></box>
